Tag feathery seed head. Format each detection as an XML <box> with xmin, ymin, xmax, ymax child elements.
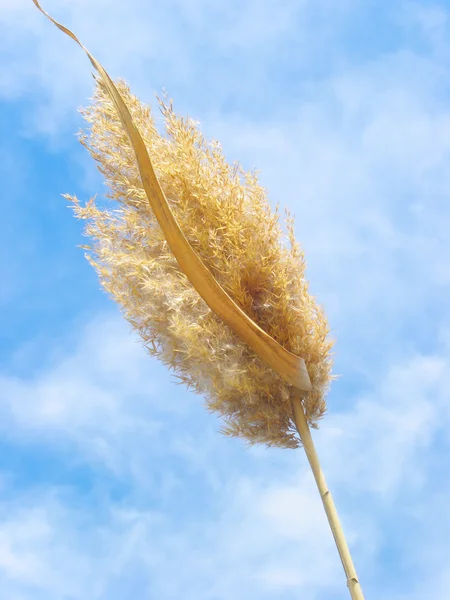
<box><xmin>32</xmin><ymin>7</ymin><xmax>364</xmax><ymax>596</ymax></box>
<box><xmin>68</xmin><ymin>79</ymin><xmax>334</xmax><ymax>449</ymax></box>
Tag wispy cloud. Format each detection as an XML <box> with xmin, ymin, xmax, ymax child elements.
<box><xmin>1</xmin><ymin>308</ymin><xmax>450</xmax><ymax>598</ymax></box>
<box><xmin>2</xmin><ymin>0</ymin><xmax>450</xmax><ymax>598</ymax></box>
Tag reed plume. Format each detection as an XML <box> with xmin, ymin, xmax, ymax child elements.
<box><xmin>32</xmin><ymin>2</ymin><xmax>365</xmax><ymax>598</ymax></box>
<box><xmin>69</xmin><ymin>78</ymin><xmax>332</xmax><ymax>449</ymax></box>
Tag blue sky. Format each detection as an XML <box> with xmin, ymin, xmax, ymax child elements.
<box><xmin>1</xmin><ymin>0</ymin><xmax>450</xmax><ymax>598</ymax></box>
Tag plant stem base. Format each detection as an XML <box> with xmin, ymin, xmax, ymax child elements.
<box><xmin>292</xmin><ymin>392</ymin><xmax>365</xmax><ymax>600</ymax></box>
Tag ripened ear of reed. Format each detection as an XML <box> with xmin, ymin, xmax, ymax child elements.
<box><xmin>32</xmin><ymin>2</ymin><xmax>365</xmax><ymax>598</ymax></box>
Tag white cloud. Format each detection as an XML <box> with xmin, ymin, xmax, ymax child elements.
<box><xmin>321</xmin><ymin>352</ymin><xmax>449</xmax><ymax>497</ymax></box>
<box><xmin>3</xmin><ymin>0</ymin><xmax>450</xmax><ymax>598</ymax></box>
<box><xmin>0</xmin><ymin>314</ymin><xmax>353</xmax><ymax>598</ymax></box>
<box><xmin>1</xmin><ymin>310</ymin><xmax>450</xmax><ymax>598</ymax></box>
<box><xmin>0</xmin><ymin>0</ymin><xmax>358</xmax><ymax>138</ymax></box>
<box><xmin>0</xmin><ymin>478</ymin><xmax>342</xmax><ymax>600</ymax></box>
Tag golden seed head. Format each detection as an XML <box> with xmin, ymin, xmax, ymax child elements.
<box><xmin>68</xmin><ymin>78</ymin><xmax>334</xmax><ymax>449</ymax></box>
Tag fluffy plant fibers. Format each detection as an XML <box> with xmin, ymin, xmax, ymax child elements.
<box><xmin>69</xmin><ymin>80</ymin><xmax>333</xmax><ymax>449</ymax></box>
<box><xmin>32</xmin><ymin>2</ymin><xmax>365</xmax><ymax>598</ymax></box>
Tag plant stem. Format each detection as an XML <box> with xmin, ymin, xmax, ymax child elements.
<box><xmin>292</xmin><ymin>392</ymin><xmax>365</xmax><ymax>600</ymax></box>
